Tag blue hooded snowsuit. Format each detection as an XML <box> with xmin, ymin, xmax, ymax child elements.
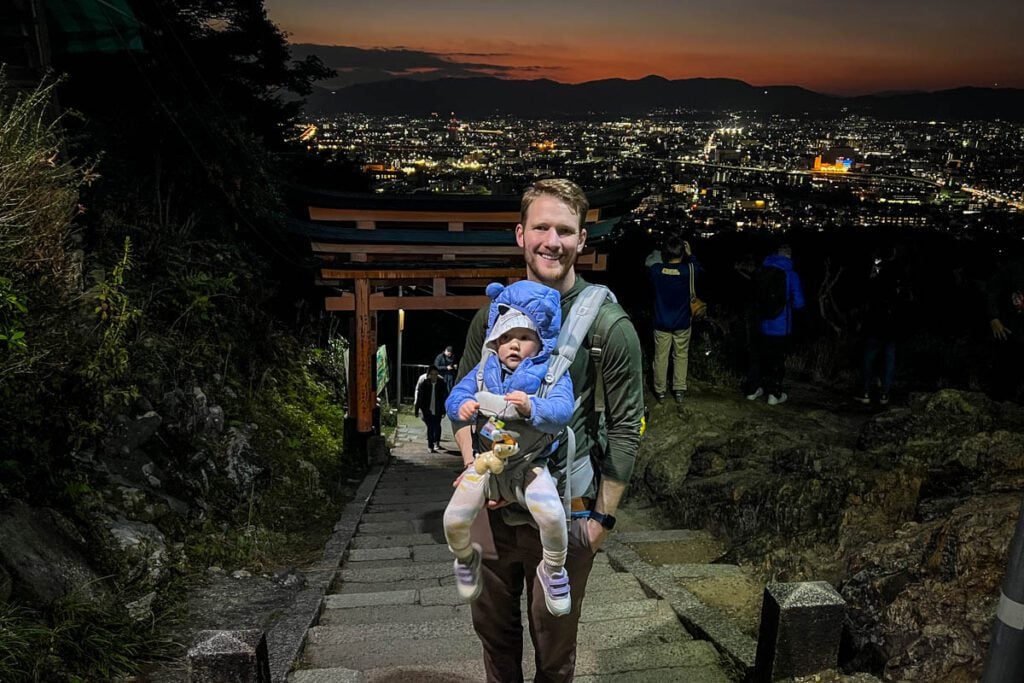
<box><xmin>446</xmin><ymin>280</ymin><xmax>575</xmax><ymax>445</ymax></box>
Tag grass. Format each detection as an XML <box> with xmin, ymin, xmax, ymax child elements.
<box><xmin>0</xmin><ymin>587</ymin><xmax>180</xmax><ymax>682</ymax></box>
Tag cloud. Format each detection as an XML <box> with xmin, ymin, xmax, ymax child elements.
<box><xmin>288</xmin><ymin>44</ymin><xmax>552</xmax><ymax>88</ymax></box>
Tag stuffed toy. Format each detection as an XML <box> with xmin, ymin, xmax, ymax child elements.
<box><xmin>473</xmin><ymin>418</ymin><xmax>520</xmax><ymax>475</ymax></box>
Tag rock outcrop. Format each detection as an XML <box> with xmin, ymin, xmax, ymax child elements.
<box><xmin>636</xmin><ymin>386</ymin><xmax>1024</xmax><ymax>682</ymax></box>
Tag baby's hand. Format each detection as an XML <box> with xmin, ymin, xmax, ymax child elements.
<box><xmin>504</xmin><ymin>391</ymin><xmax>532</xmax><ymax>418</ymax></box>
<box><xmin>458</xmin><ymin>400</ymin><xmax>480</xmax><ymax>421</ymax></box>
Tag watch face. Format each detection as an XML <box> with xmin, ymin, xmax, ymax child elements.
<box><xmin>602</xmin><ymin>515</ymin><xmax>616</xmax><ymax>530</ymax></box>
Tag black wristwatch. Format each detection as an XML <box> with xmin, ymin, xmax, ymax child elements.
<box><xmin>589</xmin><ymin>511</ymin><xmax>617</xmax><ymax>530</ymax></box>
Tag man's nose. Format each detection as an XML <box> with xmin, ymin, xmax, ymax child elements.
<box><xmin>541</xmin><ymin>229</ymin><xmax>561</xmax><ymax>250</ymax></box>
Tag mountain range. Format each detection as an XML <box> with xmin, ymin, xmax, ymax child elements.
<box><xmin>304</xmin><ymin>75</ymin><xmax>1024</xmax><ymax>121</ymax></box>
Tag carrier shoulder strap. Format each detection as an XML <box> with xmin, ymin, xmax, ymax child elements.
<box><xmin>540</xmin><ymin>286</ymin><xmax>629</xmax><ymax>415</ymax></box>
<box><xmin>539</xmin><ymin>285</ymin><xmax>615</xmax><ymax>403</ymax></box>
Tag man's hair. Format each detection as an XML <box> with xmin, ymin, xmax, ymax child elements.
<box><xmin>662</xmin><ymin>236</ymin><xmax>685</xmax><ymax>260</ymax></box>
<box><xmin>520</xmin><ymin>179</ymin><xmax>589</xmax><ymax>231</ymax></box>
<box><xmin>445</xmin><ymin>346</ymin><xmax>453</xmax><ymax>353</ymax></box>
<box><xmin>427</xmin><ymin>366</ymin><xmax>439</xmax><ymax>375</ymax></box>
<box><xmin>777</xmin><ymin>244</ymin><xmax>793</xmax><ymax>258</ymax></box>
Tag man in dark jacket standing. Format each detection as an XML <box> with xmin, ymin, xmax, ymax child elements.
<box><xmin>434</xmin><ymin>346</ymin><xmax>458</xmax><ymax>391</ymax></box>
<box><xmin>649</xmin><ymin>235</ymin><xmax>700</xmax><ymax>403</ymax></box>
<box><xmin>747</xmin><ymin>245</ymin><xmax>805</xmax><ymax>406</ymax></box>
<box><xmin>415</xmin><ymin>366</ymin><xmax>449</xmax><ymax>452</ymax></box>
<box><xmin>986</xmin><ymin>253</ymin><xmax>1024</xmax><ymax>400</ymax></box>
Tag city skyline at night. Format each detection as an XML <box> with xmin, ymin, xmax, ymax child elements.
<box><xmin>266</xmin><ymin>0</ymin><xmax>1024</xmax><ymax>95</ymax></box>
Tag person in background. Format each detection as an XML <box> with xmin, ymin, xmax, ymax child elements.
<box><xmin>649</xmin><ymin>235</ymin><xmax>700</xmax><ymax>403</ymax></box>
<box><xmin>414</xmin><ymin>366</ymin><xmax>448</xmax><ymax>453</ymax></box>
<box><xmin>985</xmin><ymin>249</ymin><xmax>1024</xmax><ymax>401</ymax></box>
<box><xmin>747</xmin><ymin>244</ymin><xmax>805</xmax><ymax>406</ymax></box>
<box><xmin>734</xmin><ymin>253</ymin><xmax>762</xmax><ymax>399</ymax></box>
<box><xmin>434</xmin><ymin>345</ymin><xmax>458</xmax><ymax>392</ymax></box>
<box><xmin>856</xmin><ymin>247</ymin><xmax>906</xmax><ymax>405</ymax></box>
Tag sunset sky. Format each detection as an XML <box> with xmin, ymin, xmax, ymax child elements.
<box><xmin>265</xmin><ymin>0</ymin><xmax>1024</xmax><ymax>95</ymax></box>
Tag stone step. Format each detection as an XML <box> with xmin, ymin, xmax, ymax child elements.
<box><xmin>349</xmin><ymin>533</ymin><xmax>441</xmax><ymax>549</ymax></box>
<box><xmin>359</xmin><ymin>510</ymin><xmax>447</xmax><ymax>525</ymax></box>
<box><xmin>355</xmin><ymin>640</ymin><xmax>723</xmax><ymax>682</ymax></box>
<box><xmin>356</xmin><ymin>518</ymin><xmax>443</xmax><ymax>535</ymax></box>
<box><xmin>320</xmin><ymin>595</ymin><xmax>663</xmax><ymax>628</ymax></box>
<box><xmin>332</xmin><ymin>577</ymin><xmax>449</xmax><ymax>595</ymax></box>
<box><xmin>370</xmin><ymin>491</ymin><xmax>452</xmax><ymax>505</ymax></box>
<box><xmin>341</xmin><ymin>554</ymin><xmax>617</xmax><ymax>575</ymax></box>
<box><xmin>370</xmin><ymin>476</ymin><xmax>451</xmax><ymax>487</ymax></box>
<box><xmin>345</xmin><ymin>541</ymin><xmax>613</xmax><ymax>566</ymax></box>
<box><xmin>365</xmin><ymin>500</ymin><xmax>448</xmax><ymax>514</ymax></box>
<box><xmin>328</xmin><ymin>566</ymin><xmax>624</xmax><ymax>597</ymax></box>
<box><xmin>302</xmin><ymin>602</ymin><xmax>689</xmax><ymax>669</ymax></box>
<box><xmin>373</xmin><ymin>481</ymin><xmax>458</xmax><ymax>493</ymax></box>
<box><xmin>327</xmin><ymin>566</ymin><xmax>642</xmax><ymax>601</ymax></box>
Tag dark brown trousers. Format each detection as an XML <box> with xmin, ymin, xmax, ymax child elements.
<box><xmin>470</xmin><ymin>510</ymin><xmax>597</xmax><ymax>682</ymax></box>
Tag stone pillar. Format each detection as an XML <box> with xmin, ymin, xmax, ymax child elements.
<box><xmin>367</xmin><ymin>435</ymin><xmax>389</xmax><ymax>466</ymax></box>
<box><xmin>187</xmin><ymin>629</ymin><xmax>271</xmax><ymax>683</ymax></box>
<box><xmin>754</xmin><ymin>581</ymin><xmax>846</xmax><ymax>682</ymax></box>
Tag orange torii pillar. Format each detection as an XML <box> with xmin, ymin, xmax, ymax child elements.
<box><xmin>350</xmin><ymin>278</ymin><xmax>377</xmax><ymax>451</ymax></box>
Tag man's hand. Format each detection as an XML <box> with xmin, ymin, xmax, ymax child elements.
<box><xmin>586</xmin><ymin>518</ymin><xmax>608</xmax><ymax>552</ymax></box>
<box><xmin>683</xmin><ymin>240</ymin><xmax>692</xmax><ymax>257</ymax></box>
<box><xmin>458</xmin><ymin>399</ymin><xmax>480</xmax><ymax>421</ymax></box>
<box><xmin>504</xmin><ymin>390</ymin><xmax>532</xmax><ymax>417</ymax></box>
<box><xmin>992</xmin><ymin>318</ymin><xmax>1011</xmax><ymax>340</ymax></box>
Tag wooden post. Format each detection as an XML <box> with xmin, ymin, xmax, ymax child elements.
<box><xmin>354</xmin><ymin>279</ymin><xmax>375</xmax><ymax>433</ymax></box>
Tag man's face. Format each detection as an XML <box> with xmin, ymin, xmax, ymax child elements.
<box><xmin>496</xmin><ymin>329</ymin><xmax>540</xmax><ymax>371</ymax></box>
<box><xmin>516</xmin><ymin>194</ymin><xmax>586</xmax><ymax>291</ymax></box>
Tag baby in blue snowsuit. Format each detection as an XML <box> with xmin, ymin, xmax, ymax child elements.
<box><xmin>444</xmin><ymin>280</ymin><xmax>575</xmax><ymax>616</ymax></box>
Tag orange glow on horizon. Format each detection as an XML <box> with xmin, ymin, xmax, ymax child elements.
<box><xmin>270</xmin><ymin>1</ymin><xmax>1024</xmax><ymax>96</ymax></box>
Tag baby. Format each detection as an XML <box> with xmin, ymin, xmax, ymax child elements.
<box><xmin>443</xmin><ymin>280</ymin><xmax>575</xmax><ymax>616</ymax></box>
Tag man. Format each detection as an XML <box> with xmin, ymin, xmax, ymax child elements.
<box><xmin>453</xmin><ymin>179</ymin><xmax>644</xmax><ymax>681</ymax></box>
<box><xmin>649</xmin><ymin>235</ymin><xmax>700</xmax><ymax>404</ymax></box>
<box><xmin>747</xmin><ymin>244</ymin><xmax>805</xmax><ymax>406</ymax></box>
<box><xmin>985</xmin><ymin>250</ymin><xmax>1024</xmax><ymax>400</ymax></box>
<box><xmin>414</xmin><ymin>366</ymin><xmax>448</xmax><ymax>453</ymax></box>
<box><xmin>434</xmin><ymin>345</ymin><xmax>459</xmax><ymax>392</ymax></box>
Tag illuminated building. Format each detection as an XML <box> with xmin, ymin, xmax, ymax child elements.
<box><xmin>813</xmin><ymin>155</ymin><xmax>852</xmax><ymax>174</ymax></box>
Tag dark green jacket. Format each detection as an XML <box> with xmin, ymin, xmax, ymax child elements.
<box><xmin>456</xmin><ymin>276</ymin><xmax>645</xmax><ymax>497</ymax></box>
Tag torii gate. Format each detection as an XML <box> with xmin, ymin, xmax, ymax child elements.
<box><xmin>290</xmin><ymin>183</ymin><xmax>638</xmax><ymax>453</ymax></box>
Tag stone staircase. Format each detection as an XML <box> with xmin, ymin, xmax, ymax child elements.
<box><xmin>288</xmin><ymin>420</ymin><xmax>736</xmax><ymax>682</ymax></box>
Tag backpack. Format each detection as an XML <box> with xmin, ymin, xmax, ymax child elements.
<box><xmin>755</xmin><ymin>266</ymin><xmax>788</xmax><ymax>320</ymax></box>
<box><xmin>472</xmin><ymin>285</ymin><xmax>627</xmax><ymax>520</ymax></box>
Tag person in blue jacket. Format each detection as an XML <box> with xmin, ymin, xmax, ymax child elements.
<box><xmin>444</xmin><ymin>280</ymin><xmax>576</xmax><ymax>617</ymax></box>
<box><xmin>747</xmin><ymin>245</ymin><xmax>805</xmax><ymax>405</ymax></box>
<box><xmin>649</xmin><ymin>235</ymin><xmax>700</xmax><ymax>403</ymax></box>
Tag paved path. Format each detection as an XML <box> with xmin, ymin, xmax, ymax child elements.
<box><xmin>288</xmin><ymin>416</ymin><xmax>741</xmax><ymax>682</ymax></box>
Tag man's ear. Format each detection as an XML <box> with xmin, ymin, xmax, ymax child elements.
<box><xmin>515</xmin><ymin>223</ymin><xmax>525</xmax><ymax>248</ymax></box>
<box><xmin>577</xmin><ymin>227</ymin><xmax>587</xmax><ymax>252</ymax></box>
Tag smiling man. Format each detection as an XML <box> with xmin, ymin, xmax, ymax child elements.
<box><xmin>453</xmin><ymin>178</ymin><xmax>644</xmax><ymax>681</ymax></box>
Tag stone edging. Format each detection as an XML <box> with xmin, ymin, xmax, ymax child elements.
<box><xmin>266</xmin><ymin>462</ymin><xmax>387</xmax><ymax>683</ymax></box>
<box><xmin>601</xmin><ymin>536</ymin><xmax>757</xmax><ymax>680</ymax></box>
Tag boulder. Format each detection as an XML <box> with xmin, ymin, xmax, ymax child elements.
<box><xmin>216</xmin><ymin>425</ymin><xmax>265</xmax><ymax>495</ymax></box>
<box><xmin>0</xmin><ymin>501</ymin><xmax>108</xmax><ymax>605</ymax></box>
<box><xmin>105</xmin><ymin>518</ymin><xmax>170</xmax><ymax>589</ymax></box>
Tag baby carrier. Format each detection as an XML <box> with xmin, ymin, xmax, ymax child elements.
<box><xmin>470</xmin><ymin>285</ymin><xmax>623</xmax><ymax>522</ymax></box>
